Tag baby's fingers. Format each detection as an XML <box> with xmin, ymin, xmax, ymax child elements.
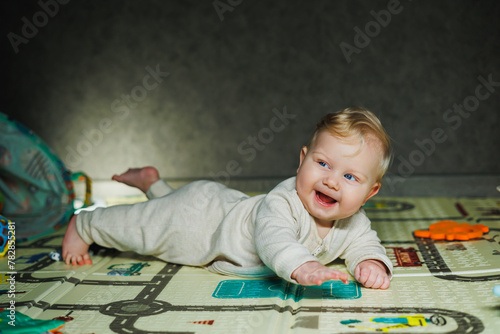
<box><xmin>378</xmin><ymin>277</ymin><xmax>390</xmax><ymax>290</ymax></box>
<box><xmin>327</xmin><ymin>270</ymin><xmax>349</xmax><ymax>284</ymax></box>
<box><xmin>356</xmin><ymin>267</ymin><xmax>390</xmax><ymax>289</ymax></box>
<box><xmin>368</xmin><ymin>274</ymin><xmax>390</xmax><ymax>289</ymax></box>
<box><xmin>355</xmin><ymin>265</ymin><xmax>370</xmax><ymax>285</ymax></box>
<box><xmin>313</xmin><ymin>269</ymin><xmax>349</xmax><ymax>286</ymax></box>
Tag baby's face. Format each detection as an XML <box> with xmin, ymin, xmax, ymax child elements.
<box><xmin>296</xmin><ymin>130</ymin><xmax>382</xmax><ymax>228</ymax></box>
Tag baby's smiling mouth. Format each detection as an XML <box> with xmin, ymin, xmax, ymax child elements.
<box><xmin>315</xmin><ymin>191</ymin><xmax>337</xmax><ymax>207</ymax></box>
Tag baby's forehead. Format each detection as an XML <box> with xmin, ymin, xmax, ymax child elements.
<box><xmin>317</xmin><ymin>129</ymin><xmax>382</xmax><ymax>147</ymax></box>
<box><xmin>315</xmin><ymin>130</ymin><xmax>385</xmax><ymax>159</ymax></box>
<box><xmin>360</xmin><ymin>131</ymin><xmax>385</xmax><ymax>150</ymax></box>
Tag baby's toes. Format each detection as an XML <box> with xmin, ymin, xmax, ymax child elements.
<box><xmin>76</xmin><ymin>255</ymin><xmax>87</xmax><ymax>265</ymax></box>
<box><xmin>64</xmin><ymin>254</ymin><xmax>73</xmax><ymax>265</ymax></box>
<box><xmin>64</xmin><ymin>254</ymin><xmax>82</xmax><ymax>266</ymax></box>
<box><xmin>64</xmin><ymin>255</ymin><xmax>71</xmax><ymax>265</ymax></box>
<box><xmin>82</xmin><ymin>253</ymin><xmax>92</xmax><ymax>265</ymax></box>
<box><xmin>70</xmin><ymin>255</ymin><xmax>81</xmax><ymax>266</ymax></box>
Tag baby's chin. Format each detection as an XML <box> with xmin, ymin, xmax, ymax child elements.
<box><xmin>309</xmin><ymin>210</ymin><xmax>342</xmax><ymax>226</ymax></box>
<box><xmin>309</xmin><ymin>205</ymin><xmax>360</xmax><ymax>224</ymax></box>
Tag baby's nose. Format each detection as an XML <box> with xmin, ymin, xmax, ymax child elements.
<box><xmin>323</xmin><ymin>174</ymin><xmax>340</xmax><ymax>190</ymax></box>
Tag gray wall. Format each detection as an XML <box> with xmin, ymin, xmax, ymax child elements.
<box><xmin>2</xmin><ymin>1</ymin><xmax>499</xmax><ymax>190</ymax></box>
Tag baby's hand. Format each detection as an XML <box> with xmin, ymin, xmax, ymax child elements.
<box><xmin>291</xmin><ymin>261</ymin><xmax>349</xmax><ymax>286</ymax></box>
<box><xmin>354</xmin><ymin>259</ymin><xmax>390</xmax><ymax>289</ymax></box>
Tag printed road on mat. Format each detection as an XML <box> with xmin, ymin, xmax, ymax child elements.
<box><xmin>0</xmin><ymin>197</ymin><xmax>499</xmax><ymax>333</ymax></box>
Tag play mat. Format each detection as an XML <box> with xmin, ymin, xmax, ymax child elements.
<box><xmin>1</xmin><ymin>195</ymin><xmax>499</xmax><ymax>333</ymax></box>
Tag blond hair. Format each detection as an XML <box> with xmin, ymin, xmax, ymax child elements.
<box><xmin>307</xmin><ymin>106</ymin><xmax>392</xmax><ymax>181</ymax></box>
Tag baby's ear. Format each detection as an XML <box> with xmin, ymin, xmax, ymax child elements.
<box><xmin>363</xmin><ymin>182</ymin><xmax>381</xmax><ymax>204</ymax></box>
<box><xmin>297</xmin><ymin>146</ymin><xmax>308</xmax><ymax>172</ymax></box>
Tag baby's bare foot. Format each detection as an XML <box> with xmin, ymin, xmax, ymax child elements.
<box><xmin>112</xmin><ymin>166</ymin><xmax>160</xmax><ymax>194</ymax></box>
<box><xmin>62</xmin><ymin>215</ymin><xmax>92</xmax><ymax>266</ymax></box>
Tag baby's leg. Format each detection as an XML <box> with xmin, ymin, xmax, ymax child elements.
<box><xmin>112</xmin><ymin>166</ymin><xmax>160</xmax><ymax>194</ymax></box>
<box><xmin>62</xmin><ymin>215</ymin><xmax>92</xmax><ymax>266</ymax></box>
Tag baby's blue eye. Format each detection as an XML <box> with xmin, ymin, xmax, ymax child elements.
<box><xmin>344</xmin><ymin>174</ymin><xmax>356</xmax><ymax>181</ymax></box>
<box><xmin>319</xmin><ymin>161</ymin><xmax>329</xmax><ymax>168</ymax></box>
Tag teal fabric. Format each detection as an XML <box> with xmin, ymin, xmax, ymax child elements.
<box><xmin>0</xmin><ymin>113</ymin><xmax>75</xmax><ymax>241</ymax></box>
<box><xmin>0</xmin><ymin>310</ymin><xmax>65</xmax><ymax>333</ymax></box>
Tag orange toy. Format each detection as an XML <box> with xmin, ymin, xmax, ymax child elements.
<box><xmin>414</xmin><ymin>220</ymin><xmax>489</xmax><ymax>241</ymax></box>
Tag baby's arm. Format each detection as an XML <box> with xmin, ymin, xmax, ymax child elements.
<box><xmin>291</xmin><ymin>261</ymin><xmax>349</xmax><ymax>286</ymax></box>
<box><xmin>354</xmin><ymin>259</ymin><xmax>390</xmax><ymax>289</ymax></box>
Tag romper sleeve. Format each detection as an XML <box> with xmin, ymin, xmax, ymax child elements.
<box><xmin>338</xmin><ymin>211</ymin><xmax>393</xmax><ymax>278</ymax></box>
<box><xmin>254</xmin><ymin>186</ymin><xmax>318</xmax><ymax>283</ymax></box>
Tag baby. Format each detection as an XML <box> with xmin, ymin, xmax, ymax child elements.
<box><xmin>63</xmin><ymin>106</ymin><xmax>393</xmax><ymax>289</ymax></box>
